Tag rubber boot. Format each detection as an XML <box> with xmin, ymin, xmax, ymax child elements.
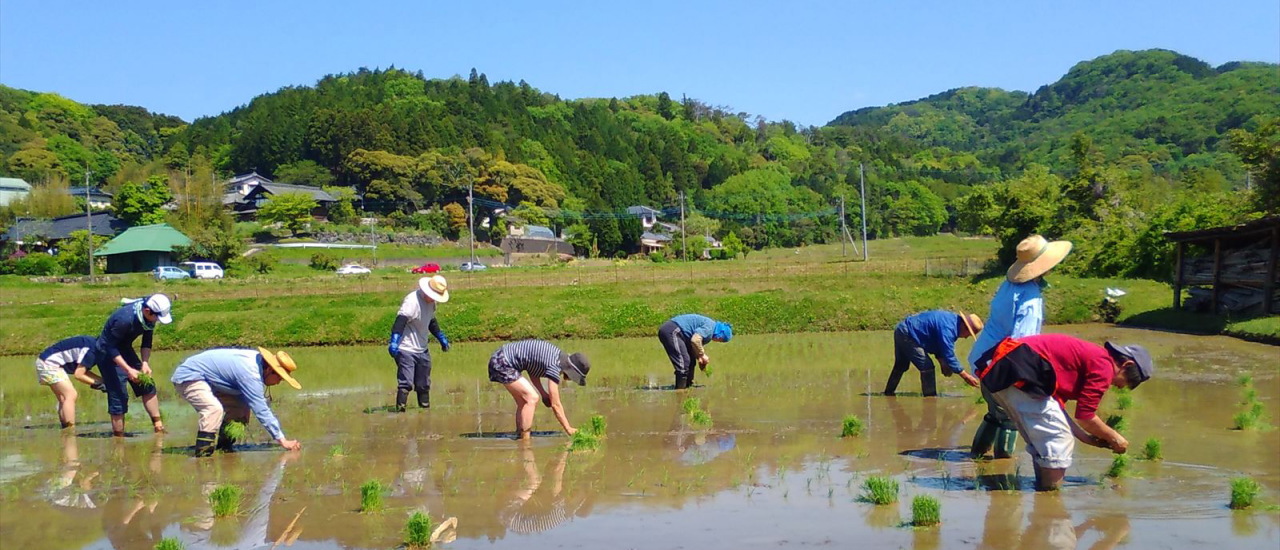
<box><xmin>395</xmin><ymin>389</ymin><xmax>409</xmax><ymax>412</ymax></box>
<box><xmin>883</xmin><ymin>367</ymin><xmax>908</xmax><ymax>396</ymax></box>
<box><xmin>919</xmin><ymin>369</ymin><xmax>938</xmax><ymax>397</ymax></box>
<box><xmin>970</xmin><ymin>418</ymin><xmax>999</xmax><ymax>459</ymax></box>
<box><xmin>194</xmin><ymin>431</ymin><xmax>217</xmax><ymax>457</ymax></box>
<box><xmin>215</xmin><ymin>430</ymin><xmax>236</xmax><ymax>453</ymax></box>
<box><xmin>674</xmin><ymin>376</ymin><xmax>690</xmax><ymax>390</ymax></box>
<box><xmin>993</xmin><ymin>427</ymin><xmax>1018</xmax><ymax>459</ymax></box>
<box><xmin>416</xmin><ymin>389</ymin><xmax>430</xmax><ymax>409</ymax></box>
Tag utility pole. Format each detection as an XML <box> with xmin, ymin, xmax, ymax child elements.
<box><xmin>840</xmin><ymin>195</ymin><xmax>846</xmax><ymax>256</ymax></box>
<box><xmin>679</xmin><ymin>191</ymin><xmax>687</xmax><ymax>261</ymax></box>
<box><xmin>859</xmin><ymin>163</ymin><xmax>868</xmax><ymax>261</ymax></box>
<box><xmin>85</xmin><ymin>170</ymin><xmax>94</xmax><ymax>281</ymax></box>
<box><xmin>468</xmin><ymin>179</ymin><xmax>476</xmax><ymax>265</ymax></box>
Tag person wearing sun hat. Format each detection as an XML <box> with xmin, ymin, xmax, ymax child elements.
<box><xmin>488</xmin><ymin>339</ymin><xmax>591</xmax><ymax>440</ymax></box>
<box><xmin>967</xmin><ymin>235</ymin><xmax>1073</xmax><ymax>459</ymax></box>
<box><xmin>170</xmin><ymin>347</ymin><xmax>303</xmax><ymax>456</ymax></box>
<box><xmin>388</xmin><ymin>275</ymin><xmax>452</xmax><ymax>411</ymax></box>
<box><xmin>658</xmin><ymin>314</ymin><xmax>733</xmax><ymax>389</ymax></box>
<box><xmin>96</xmin><ymin>293</ymin><xmax>173</xmax><ymax>437</ymax></box>
<box><xmin>974</xmin><ymin>333</ymin><xmax>1154</xmax><ymax>491</ymax></box>
<box><xmin>883</xmin><ymin>310</ymin><xmax>984</xmax><ymax>397</ymax></box>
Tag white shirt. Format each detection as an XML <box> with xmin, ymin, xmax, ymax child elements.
<box><xmin>396</xmin><ymin>291</ymin><xmax>438</xmax><ymax>353</ymax></box>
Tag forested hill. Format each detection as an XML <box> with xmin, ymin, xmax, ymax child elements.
<box><xmin>828</xmin><ymin>49</ymin><xmax>1280</xmax><ymax>177</ymax></box>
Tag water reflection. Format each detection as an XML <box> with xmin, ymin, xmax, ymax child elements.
<box><xmin>979</xmin><ymin>491</ymin><xmax>1130</xmax><ymax>550</ymax></box>
<box><xmin>498</xmin><ymin>443</ymin><xmax>590</xmax><ymax>537</ymax></box>
<box><xmin>179</xmin><ymin>452</ymin><xmax>299</xmax><ymax>549</ymax></box>
<box><xmin>46</xmin><ymin>433</ymin><xmax>97</xmax><ymax>509</ymax></box>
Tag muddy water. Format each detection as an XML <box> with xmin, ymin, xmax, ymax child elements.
<box><xmin>0</xmin><ymin>325</ymin><xmax>1276</xmax><ymax>549</ymax></box>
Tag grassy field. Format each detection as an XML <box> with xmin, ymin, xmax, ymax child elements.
<box><xmin>0</xmin><ymin>235</ymin><xmax>1269</xmax><ymax>355</ymax></box>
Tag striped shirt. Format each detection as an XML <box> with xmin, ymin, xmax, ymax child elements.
<box><xmin>38</xmin><ymin>336</ymin><xmax>98</xmax><ymax>374</ymax></box>
<box><xmin>496</xmin><ymin>340</ymin><xmax>564</xmax><ymax>383</ymax></box>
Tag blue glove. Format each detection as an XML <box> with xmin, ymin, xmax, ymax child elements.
<box><xmin>434</xmin><ymin>330</ymin><xmax>450</xmax><ymax>352</ymax></box>
<box><xmin>388</xmin><ymin>333</ymin><xmax>402</xmax><ymax>357</ymax></box>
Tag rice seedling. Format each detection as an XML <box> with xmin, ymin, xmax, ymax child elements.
<box><xmin>1233</xmin><ymin>410</ymin><xmax>1262</xmax><ymax>431</ymax></box>
<box><xmin>1229</xmin><ymin>477</ymin><xmax>1260</xmax><ymax>510</ymax></box>
<box><xmin>328</xmin><ymin>444</ymin><xmax>346</xmax><ymax>458</ymax></box>
<box><xmin>360</xmin><ymin>480</ymin><xmax>386</xmax><ymax>513</ymax></box>
<box><xmin>681</xmin><ymin>397</ymin><xmax>701</xmax><ymax>415</ymax></box>
<box><xmin>840</xmin><ymin>415</ymin><xmax>864</xmax><ymax>438</ymax></box>
<box><xmin>861</xmin><ymin>476</ymin><xmax>899</xmax><ymax>505</ymax></box>
<box><xmin>1242</xmin><ymin>387</ymin><xmax>1258</xmax><ymax>404</ymax></box>
<box><xmin>154</xmin><ymin>538</ymin><xmax>185</xmax><ymax>550</ymax></box>
<box><xmin>1104</xmin><ymin>414</ymin><xmax>1128</xmax><ymax>434</ymax></box>
<box><xmin>585</xmin><ymin>414</ymin><xmax>607</xmax><ymax>437</ymax></box>
<box><xmin>690</xmin><ymin>409</ymin><xmax>713</xmax><ymax>427</ymax></box>
<box><xmin>911</xmin><ymin>494</ymin><xmax>942</xmax><ymax>526</ymax></box>
<box><xmin>136</xmin><ymin>372</ymin><xmax>156</xmax><ymax>390</ymax></box>
<box><xmin>974</xmin><ymin>393</ymin><xmax>986</xmax><ymax>405</ymax></box>
<box><xmin>1104</xmin><ymin>454</ymin><xmax>1130</xmax><ymax>479</ymax></box>
<box><xmin>1141</xmin><ymin>437</ymin><xmax>1163</xmax><ymax>461</ymax></box>
<box><xmin>220</xmin><ymin>421</ymin><xmax>247</xmax><ymax>443</ymax></box>
<box><xmin>1237</xmin><ymin>374</ymin><xmax>1253</xmax><ymax>388</ymax></box>
<box><xmin>404</xmin><ymin>510</ymin><xmax>434</xmax><ymax>548</ymax></box>
<box><xmin>209</xmin><ymin>484</ymin><xmax>242</xmax><ymax>518</ymax></box>
<box><xmin>569</xmin><ymin>431</ymin><xmax>601</xmax><ymax>452</ymax></box>
<box><xmin>1115</xmin><ymin>393</ymin><xmax>1134</xmax><ymax>411</ymax></box>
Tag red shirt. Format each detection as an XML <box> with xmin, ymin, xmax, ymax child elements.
<box><xmin>1019</xmin><ymin>334</ymin><xmax>1116</xmax><ymax>420</ymax></box>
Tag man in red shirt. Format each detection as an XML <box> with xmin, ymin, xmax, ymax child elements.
<box><xmin>975</xmin><ymin>333</ymin><xmax>1153</xmax><ymax>491</ymax></box>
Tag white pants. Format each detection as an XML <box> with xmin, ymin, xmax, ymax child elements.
<box><xmin>992</xmin><ymin>387</ymin><xmax>1075</xmax><ymax>469</ymax></box>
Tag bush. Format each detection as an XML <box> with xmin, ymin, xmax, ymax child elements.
<box><xmin>309</xmin><ymin>252</ymin><xmax>339</xmax><ymax>271</ymax></box>
<box><xmin>6</xmin><ymin>252</ymin><xmax>62</xmax><ymax>276</ymax></box>
<box><xmin>649</xmin><ymin>251</ymin><xmax>667</xmax><ymax>263</ymax></box>
<box><xmin>237</xmin><ymin>252</ymin><xmax>276</xmax><ymax>275</ymax></box>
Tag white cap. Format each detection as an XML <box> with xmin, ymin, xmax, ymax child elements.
<box><xmin>145</xmin><ymin>294</ymin><xmax>173</xmax><ymax>324</ymax></box>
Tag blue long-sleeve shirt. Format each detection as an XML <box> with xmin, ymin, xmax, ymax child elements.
<box><xmin>97</xmin><ymin>300</ymin><xmax>153</xmax><ymax>366</ymax></box>
<box><xmin>967</xmin><ymin>279</ymin><xmax>1044</xmax><ymax>371</ymax></box>
<box><xmin>671</xmin><ymin>314</ymin><xmax>716</xmax><ymax>341</ymax></box>
<box><xmin>170</xmin><ymin>349</ymin><xmax>285</xmax><ymax>440</ymax></box>
<box><xmin>899</xmin><ymin>310</ymin><xmax>964</xmax><ymax>373</ymax></box>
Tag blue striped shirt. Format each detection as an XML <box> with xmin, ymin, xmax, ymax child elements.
<box><xmin>170</xmin><ymin>348</ymin><xmax>285</xmax><ymax>440</ymax></box>
<box><xmin>496</xmin><ymin>340</ymin><xmax>565</xmax><ymax>383</ymax></box>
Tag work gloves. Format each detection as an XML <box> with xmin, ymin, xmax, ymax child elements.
<box><xmin>434</xmin><ymin>330</ymin><xmax>450</xmax><ymax>352</ymax></box>
<box><xmin>90</xmin><ymin>381</ymin><xmax>107</xmax><ymax>393</ymax></box>
<box><xmin>388</xmin><ymin>333</ymin><xmax>402</xmax><ymax>357</ymax></box>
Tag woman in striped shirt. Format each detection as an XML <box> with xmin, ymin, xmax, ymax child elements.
<box><xmin>36</xmin><ymin>335</ymin><xmax>106</xmax><ymax>429</ymax></box>
<box><xmin>488</xmin><ymin>339</ymin><xmax>591</xmax><ymax>440</ymax></box>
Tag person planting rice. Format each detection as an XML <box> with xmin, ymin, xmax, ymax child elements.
<box><xmin>96</xmin><ymin>294</ymin><xmax>172</xmax><ymax>436</ymax></box>
<box><xmin>388</xmin><ymin>275</ymin><xmax>451</xmax><ymax>411</ymax></box>
<box><xmin>968</xmin><ymin>235</ymin><xmax>1072</xmax><ymax>459</ymax></box>
<box><xmin>488</xmin><ymin>339</ymin><xmax>591</xmax><ymax>440</ymax></box>
<box><xmin>657</xmin><ymin>314</ymin><xmax>732</xmax><ymax>389</ymax></box>
<box><xmin>35</xmin><ymin>335</ymin><xmax>106</xmax><ymax>429</ymax></box>
<box><xmin>170</xmin><ymin>347</ymin><xmax>302</xmax><ymax>456</ymax></box>
<box><xmin>882</xmin><ymin>310</ymin><xmax>983</xmax><ymax>396</ymax></box>
<box><xmin>975</xmin><ymin>334</ymin><xmax>1153</xmax><ymax>491</ymax></box>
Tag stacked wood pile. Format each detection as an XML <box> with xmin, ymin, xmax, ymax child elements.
<box><xmin>1180</xmin><ymin>238</ymin><xmax>1278</xmax><ymax>314</ymax></box>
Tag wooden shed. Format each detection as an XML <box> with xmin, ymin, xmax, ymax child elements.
<box><xmin>1165</xmin><ymin>216</ymin><xmax>1279</xmax><ymax>315</ymax></box>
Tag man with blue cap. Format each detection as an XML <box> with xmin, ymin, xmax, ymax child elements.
<box><xmin>97</xmin><ymin>294</ymin><xmax>172</xmax><ymax>437</ymax></box>
<box><xmin>658</xmin><ymin>314</ymin><xmax>733</xmax><ymax>389</ymax></box>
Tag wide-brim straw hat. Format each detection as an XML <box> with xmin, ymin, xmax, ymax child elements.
<box><xmin>258</xmin><ymin>347</ymin><xmax>301</xmax><ymax>390</ymax></box>
<box><xmin>1007</xmin><ymin>235</ymin><xmax>1073</xmax><ymax>283</ymax></box>
<box><xmin>958</xmin><ymin>311</ymin><xmax>983</xmax><ymax>336</ymax></box>
<box><xmin>418</xmin><ymin>275</ymin><xmax>450</xmax><ymax>303</ymax></box>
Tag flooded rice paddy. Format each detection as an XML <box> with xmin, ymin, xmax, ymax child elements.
<box><xmin>0</xmin><ymin>325</ymin><xmax>1277</xmax><ymax>549</ymax></box>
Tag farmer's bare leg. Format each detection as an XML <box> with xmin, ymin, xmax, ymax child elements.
<box><xmin>50</xmin><ymin>380</ymin><xmax>79</xmax><ymax>428</ymax></box>
<box><xmin>1034</xmin><ymin>466</ymin><xmax>1067</xmax><ymax>491</ymax></box>
<box><xmin>140</xmin><ymin>392</ymin><xmax>164</xmax><ymax>432</ymax></box>
<box><xmin>504</xmin><ymin>378</ymin><xmax>540</xmax><ymax>440</ymax></box>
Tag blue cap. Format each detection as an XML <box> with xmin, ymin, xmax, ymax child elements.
<box><xmin>713</xmin><ymin>322</ymin><xmax>733</xmax><ymax>342</ymax></box>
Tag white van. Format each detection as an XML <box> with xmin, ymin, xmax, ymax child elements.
<box><xmin>182</xmin><ymin>261</ymin><xmax>225</xmax><ymax>279</ymax></box>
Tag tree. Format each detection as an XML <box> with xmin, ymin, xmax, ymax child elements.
<box><xmin>113</xmin><ymin>175</ymin><xmax>173</xmax><ymax>226</ymax></box>
<box><xmin>257</xmin><ymin>192</ymin><xmax>318</xmax><ymax>235</ymax></box>
<box><xmin>173</xmin><ymin>216</ymin><xmax>245</xmax><ymax>267</ymax></box>
<box><xmin>721</xmin><ymin>231</ymin><xmax>746</xmax><ymax>259</ymax></box>
<box><xmin>6</xmin><ymin>148</ymin><xmax>63</xmax><ymax>181</ymax></box>
<box><xmin>275</xmin><ymin>159</ymin><xmax>335</xmax><ymax>187</ymax></box>
<box><xmin>565</xmin><ymin>222</ymin><xmax>593</xmax><ymax>256</ymax></box>
<box><xmin>511</xmin><ymin>201</ymin><xmax>550</xmax><ymax>227</ymax></box>
<box><xmin>55</xmin><ymin>230</ymin><xmax>109</xmax><ymax>274</ymax></box>
<box><xmin>1227</xmin><ymin>116</ymin><xmax>1280</xmax><ymax>214</ymax></box>
<box><xmin>443</xmin><ymin>202</ymin><xmax>467</xmax><ymax>238</ymax></box>
<box><xmin>323</xmin><ymin>186</ymin><xmax>358</xmax><ymax>225</ymax></box>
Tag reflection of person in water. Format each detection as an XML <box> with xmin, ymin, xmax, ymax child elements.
<box><xmin>46</xmin><ymin>432</ymin><xmax>98</xmax><ymax>509</ymax></box>
<box><xmin>1011</xmin><ymin>494</ymin><xmax>1129</xmax><ymax>550</ymax></box>
<box><xmin>101</xmin><ymin>436</ymin><xmax>170</xmax><ymax>549</ymax></box>
<box><xmin>182</xmin><ymin>452</ymin><xmax>299</xmax><ymax>549</ymax></box>
<box><xmin>674</xmin><ymin>430</ymin><xmax>737</xmax><ymax>465</ymax></box>
<box><xmin>498</xmin><ymin>443</ymin><xmax>589</xmax><ymax>536</ymax></box>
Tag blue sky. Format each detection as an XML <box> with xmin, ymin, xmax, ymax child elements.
<box><xmin>2</xmin><ymin>1</ymin><xmax>1276</xmax><ymax>126</ymax></box>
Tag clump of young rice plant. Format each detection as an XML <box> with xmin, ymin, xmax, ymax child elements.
<box><xmin>974</xmin><ymin>393</ymin><xmax>986</xmax><ymax>405</ymax></box>
<box><xmin>681</xmin><ymin>397</ymin><xmax>701</xmax><ymax>415</ymax></box>
<box><xmin>404</xmin><ymin>510</ymin><xmax>434</xmax><ymax>548</ymax></box>
<box><xmin>1232</xmin><ymin>375</ymin><xmax>1269</xmax><ymax>431</ymax></box>
<box><xmin>911</xmin><ymin>494</ymin><xmax>942</xmax><ymax>526</ymax></box>
<box><xmin>154</xmin><ymin>538</ymin><xmax>185</xmax><ymax>550</ymax></box>
<box><xmin>221</xmin><ymin>421</ymin><xmax>247</xmax><ymax>443</ymax></box>
<box><xmin>360</xmin><ymin>480</ymin><xmax>386</xmax><ymax>513</ymax></box>
<box><xmin>136</xmin><ymin>372</ymin><xmax>156</xmax><ymax>390</ymax></box>
<box><xmin>840</xmin><ymin>415</ymin><xmax>864</xmax><ymax>438</ymax></box>
<box><xmin>690</xmin><ymin>409</ymin><xmax>713</xmax><ymax>427</ymax></box>
<box><xmin>861</xmin><ymin>476</ymin><xmax>899</xmax><ymax>505</ymax></box>
<box><xmin>1115</xmin><ymin>390</ymin><xmax>1134</xmax><ymax>411</ymax></box>
<box><xmin>1105</xmin><ymin>454</ymin><xmax>1131</xmax><ymax>479</ymax></box>
<box><xmin>328</xmin><ymin>444</ymin><xmax>346</xmax><ymax>458</ymax></box>
<box><xmin>209</xmin><ymin>484</ymin><xmax>242</xmax><ymax>518</ymax></box>
<box><xmin>584</xmin><ymin>415</ymin><xmax>607</xmax><ymax>437</ymax></box>
<box><xmin>1230</xmin><ymin>477</ymin><xmax>1261</xmax><ymax>510</ymax></box>
<box><xmin>569</xmin><ymin>431</ymin><xmax>601</xmax><ymax>452</ymax></box>
<box><xmin>1104</xmin><ymin>414</ymin><xmax>1129</xmax><ymax>435</ymax></box>
<box><xmin>1141</xmin><ymin>437</ymin><xmax>1163</xmax><ymax>461</ymax></box>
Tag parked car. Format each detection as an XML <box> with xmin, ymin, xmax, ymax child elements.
<box><xmin>181</xmin><ymin>261</ymin><xmax>225</xmax><ymax>279</ymax></box>
<box><xmin>152</xmin><ymin>266</ymin><xmax>191</xmax><ymax>280</ymax></box>
<box><xmin>411</xmin><ymin>263</ymin><xmax>441</xmax><ymax>274</ymax></box>
<box><xmin>459</xmin><ymin>261</ymin><xmax>488</xmax><ymax>272</ymax></box>
<box><xmin>336</xmin><ymin>264</ymin><xmax>371</xmax><ymax>275</ymax></box>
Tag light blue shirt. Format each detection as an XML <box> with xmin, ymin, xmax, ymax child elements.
<box><xmin>967</xmin><ymin>280</ymin><xmax>1044</xmax><ymax>371</ymax></box>
<box><xmin>671</xmin><ymin>314</ymin><xmax>716</xmax><ymax>341</ymax></box>
<box><xmin>170</xmin><ymin>348</ymin><xmax>285</xmax><ymax>440</ymax></box>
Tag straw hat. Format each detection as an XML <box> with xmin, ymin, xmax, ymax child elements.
<box><xmin>1006</xmin><ymin>235</ymin><xmax>1073</xmax><ymax>283</ymax></box>
<box><xmin>418</xmin><ymin>275</ymin><xmax>450</xmax><ymax>303</ymax></box>
<box><xmin>258</xmin><ymin>347</ymin><xmax>301</xmax><ymax>390</ymax></box>
<box><xmin>958</xmin><ymin>311</ymin><xmax>983</xmax><ymax>336</ymax></box>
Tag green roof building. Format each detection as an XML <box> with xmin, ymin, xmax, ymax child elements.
<box><xmin>95</xmin><ymin>223</ymin><xmax>192</xmax><ymax>273</ymax></box>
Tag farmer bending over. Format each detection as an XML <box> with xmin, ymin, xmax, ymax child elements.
<box><xmin>975</xmin><ymin>334</ymin><xmax>1152</xmax><ymax>491</ymax></box>
<box><xmin>488</xmin><ymin>339</ymin><xmax>590</xmax><ymax>440</ymax></box>
<box><xmin>97</xmin><ymin>294</ymin><xmax>171</xmax><ymax>436</ymax></box>
<box><xmin>170</xmin><ymin>347</ymin><xmax>302</xmax><ymax>456</ymax></box>
<box><xmin>883</xmin><ymin>310</ymin><xmax>983</xmax><ymax>396</ymax></box>
<box><xmin>388</xmin><ymin>275</ymin><xmax>451</xmax><ymax>411</ymax></box>
<box><xmin>658</xmin><ymin>314</ymin><xmax>732</xmax><ymax>389</ymax></box>
<box><xmin>36</xmin><ymin>335</ymin><xmax>106</xmax><ymax>429</ymax></box>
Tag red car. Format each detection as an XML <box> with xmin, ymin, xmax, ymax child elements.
<box><xmin>411</xmin><ymin>263</ymin><xmax>440</xmax><ymax>274</ymax></box>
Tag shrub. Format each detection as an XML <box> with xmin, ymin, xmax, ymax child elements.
<box><xmin>648</xmin><ymin>251</ymin><xmax>667</xmax><ymax>263</ymax></box>
<box><xmin>404</xmin><ymin>510</ymin><xmax>434</xmax><ymax>548</ymax></box>
<box><xmin>1229</xmin><ymin>477</ymin><xmax>1260</xmax><ymax>510</ymax></box>
<box><xmin>240</xmin><ymin>252</ymin><xmax>276</xmax><ymax>274</ymax></box>
<box><xmin>911</xmin><ymin>494</ymin><xmax>942</xmax><ymax>526</ymax></box>
<box><xmin>861</xmin><ymin>476</ymin><xmax>899</xmax><ymax>505</ymax></box>
<box><xmin>209</xmin><ymin>484</ymin><xmax>242</xmax><ymax>517</ymax></box>
<box><xmin>360</xmin><ymin>480</ymin><xmax>386</xmax><ymax>513</ymax></box>
<box><xmin>309</xmin><ymin>252</ymin><xmax>339</xmax><ymax>271</ymax></box>
<box><xmin>8</xmin><ymin>252</ymin><xmax>62</xmax><ymax>276</ymax></box>
<box><xmin>841</xmin><ymin>415</ymin><xmax>864</xmax><ymax>438</ymax></box>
